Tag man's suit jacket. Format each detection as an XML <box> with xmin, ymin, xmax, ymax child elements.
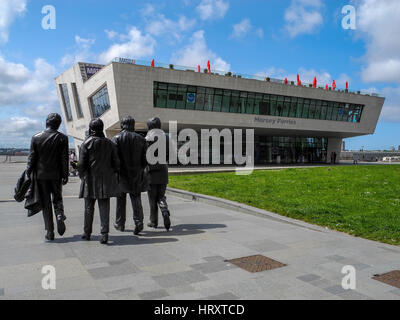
<box><xmin>78</xmin><ymin>134</ymin><xmax>120</xmax><ymax>199</ymax></box>
<box><xmin>112</xmin><ymin>129</ymin><xmax>147</xmax><ymax>194</ymax></box>
<box><xmin>26</xmin><ymin>128</ymin><xmax>69</xmax><ymax>180</ymax></box>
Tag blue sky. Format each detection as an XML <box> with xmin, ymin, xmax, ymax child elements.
<box><xmin>0</xmin><ymin>0</ymin><xmax>399</xmax><ymax>150</ymax></box>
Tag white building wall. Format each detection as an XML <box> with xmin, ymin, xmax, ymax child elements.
<box><xmin>111</xmin><ymin>63</ymin><xmax>384</xmax><ymax>138</ymax></box>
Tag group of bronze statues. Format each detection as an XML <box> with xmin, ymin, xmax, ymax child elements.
<box><xmin>23</xmin><ymin>113</ymin><xmax>171</xmax><ymax>244</ymax></box>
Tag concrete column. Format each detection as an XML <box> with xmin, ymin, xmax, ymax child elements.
<box><xmin>327</xmin><ymin>137</ymin><xmax>342</xmax><ymax>164</ymax></box>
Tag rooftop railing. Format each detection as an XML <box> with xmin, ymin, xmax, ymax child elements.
<box><xmin>111</xmin><ymin>57</ymin><xmax>381</xmax><ymax>97</ymax></box>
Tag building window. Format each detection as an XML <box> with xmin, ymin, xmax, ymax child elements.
<box><xmin>71</xmin><ymin>83</ymin><xmax>84</xmax><ymax>118</ymax></box>
<box><xmin>90</xmin><ymin>85</ymin><xmax>111</xmax><ymax>118</ymax></box>
<box><xmin>253</xmin><ymin>135</ymin><xmax>329</xmax><ymax>164</ymax></box>
<box><xmin>153</xmin><ymin>81</ymin><xmax>364</xmax><ymax>123</ymax></box>
<box><xmin>59</xmin><ymin>84</ymin><xmax>73</xmax><ymax>121</ymax></box>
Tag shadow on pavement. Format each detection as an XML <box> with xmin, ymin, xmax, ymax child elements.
<box><xmin>108</xmin><ymin>235</ymin><xmax>179</xmax><ymax>246</ymax></box>
<box><xmin>46</xmin><ymin>223</ymin><xmax>226</xmax><ymax>245</ymax></box>
<box><xmin>51</xmin><ymin>234</ymin><xmax>179</xmax><ymax>246</ymax></box>
<box><xmin>138</xmin><ymin>223</ymin><xmax>227</xmax><ymax>237</ymax></box>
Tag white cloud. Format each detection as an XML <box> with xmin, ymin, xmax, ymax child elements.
<box><xmin>357</xmin><ymin>0</ymin><xmax>400</xmax><ymax>83</ymax></box>
<box><xmin>105</xmin><ymin>29</ymin><xmax>118</xmax><ymax>40</ymax></box>
<box><xmin>61</xmin><ymin>35</ymin><xmax>96</xmax><ymax>67</ymax></box>
<box><xmin>0</xmin><ymin>55</ymin><xmax>62</xmax><ymax>147</ymax></box>
<box><xmin>284</xmin><ymin>0</ymin><xmax>323</xmax><ymax>38</ymax></box>
<box><xmin>362</xmin><ymin>60</ymin><xmax>400</xmax><ymax>83</ymax></box>
<box><xmin>98</xmin><ymin>27</ymin><xmax>156</xmax><ymax>64</ymax></box>
<box><xmin>145</xmin><ymin>14</ymin><xmax>196</xmax><ymax>40</ymax></box>
<box><xmin>196</xmin><ymin>0</ymin><xmax>229</xmax><ymax>20</ymax></box>
<box><xmin>373</xmin><ymin>86</ymin><xmax>400</xmax><ymax>122</ymax></box>
<box><xmin>231</xmin><ymin>19</ymin><xmax>251</xmax><ymax>38</ymax></box>
<box><xmin>171</xmin><ymin>30</ymin><xmax>230</xmax><ymax>72</ymax></box>
<box><xmin>0</xmin><ymin>116</ymin><xmax>42</xmax><ymax>147</ymax></box>
<box><xmin>140</xmin><ymin>3</ymin><xmax>155</xmax><ymax>17</ymax></box>
<box><xmin>0</xmin><ymin>56</ymin><xmax>57</xmax><ymax>106</ymax></box>
<box><xmin>0</xmin><ymin>55</ymin><xmax>29</xmax><ymax>82</ymax></box>
<box><xmin>75</xmin><ymin>35</ymin><xmax>95</xmax><ymax>46</ymax></box>
<box><xmin>0</xmin><ymin>0</ymin><xmax>27</xmax><ymax>43</ymax></box>
<box><xmin>24</xmin><ymin>104</ymin><xmax>59</xmax><ymax>118</ymax></box>
<box><xmin>230</xmin><ymin>18</ymin><xmax>263</xmax><ymax>39</ymax></box>
<box><xmin>139</xmin><ymin>3</ymin><xmax>196</xmax><ymax>41</ymax></box>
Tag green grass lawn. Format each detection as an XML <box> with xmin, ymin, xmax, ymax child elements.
<box><xmin>169</xmin><ymin>165</ymin><xmax>400</xmax><ymax>245</ymax></box>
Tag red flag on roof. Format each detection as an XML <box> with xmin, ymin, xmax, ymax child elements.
<box><xmin>346</xmin><ymin>81</ymin><xmax>348</xmax><ymax>90</ymax></box>
<box><xmin>313</xmin><ymin>77</ymin><xmax>317</xmax><ymax>88</ymax></box>
<box><xmin>332</xmin><ymin>80</ymin><xmax>337</xmax><ymax>90</ymax></box>
<box><xmin>151</xmin><ymin>59</ymin><xmax>155</xmax><ymax>67</ymax></box>
<box><xmin>297</xmin><ymin>74</ymin><xmax>301</xmax><ymax>86</ymax></box>
<box><xmin>198</xmin><ymin>65</ymin><xmax>200</xmax><ymax>73</ymax></box>
<box><xmin>207</xmin><ymin>60</ymin><xmax>211</xmax><ymax>73</ymax></box>
<box><xmin>284</xmin><ymin>77</ymin><xmax>288</xmax><ymax>85</ymax></box>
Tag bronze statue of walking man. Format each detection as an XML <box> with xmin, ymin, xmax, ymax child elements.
<box><xmin>78</xmin><ymin>118</ymin><xmax>120</xmax><ymax>244</ymax></box>
<box><xmin>26</xmin><ymin>113</ymin><xmax>69</xmax><ymax>241</ymax></box>
<box><xmin>112</xmin><ymin>116</ymin><xmax>147</xmax><ymax>235</ymax></box>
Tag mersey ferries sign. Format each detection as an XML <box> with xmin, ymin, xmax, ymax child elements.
<box><xmin>254</xmin><ymin>116</ymin><xmax>297</xmax><ymax>126</ymax></box>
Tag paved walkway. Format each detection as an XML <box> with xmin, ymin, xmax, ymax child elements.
<box><xmin>0</xmin><ymin>163</ymin><xmax>399</xmax><ymax>300</ymax></box>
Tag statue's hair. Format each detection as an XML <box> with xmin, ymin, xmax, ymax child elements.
<box><xmin>147</xmin><ymin>117</ymin><xmax>161</xmax><ymax>130</ymax></box>
<box><xmin>89</xmin><ymin>118</ymin><xmax>104</xmax><ymax>133</ymax></box>
<box><xmin>121</xmin><ymin>116</ymin><xmax>135</xmax><ymax>130</ymax></box>
<box><xmin>46</xmin><ymin>113</ymin><xmax>62</xmax><ymax>130</ymax></box>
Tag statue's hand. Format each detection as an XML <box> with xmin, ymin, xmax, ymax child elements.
<box><xmin>62</xmin><ymin>177</ymin><xmax>68</xmax><ymax>185</ymax></box>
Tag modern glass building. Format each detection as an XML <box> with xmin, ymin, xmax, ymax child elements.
<box><xmin>55</xmin><ymin>59</ymin><xmax>385</xmax><ymax>165</ymax></box>
<box><xmin>153</xmin><ymin>81</ymin><xmax>364</xmax><ymax>123</ymax></box>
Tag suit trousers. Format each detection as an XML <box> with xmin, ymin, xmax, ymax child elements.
<box><xmin>115</xmin><ymin>193</ymin><xmax>144</xmax><ymax>227</ymax></box>
<box><xmin>147</xmin><ymin>184</ymin><xmax>169</xmax><ymax>225</ymax></box>
<box><xmin>37</xmin><ymin>179</ymin><xmax>64</xmax><ymax>232</ymax></box>
<box><xmin>84</xmin><ymin>198</ymin><xmax>110</xmax><ymax>235</ymax></box>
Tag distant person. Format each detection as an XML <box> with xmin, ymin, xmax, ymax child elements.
<box><xmin>70</xmin><ymin>150</ymin><xmax>77</xmax><ymax>162</ymax></box>
<box><xmin>78</xmin><ymin>118</ymin><xmax>120</xmax><ymax>244</ymax></box>
<box><xmin>334</xmin><ymin>152</ymin><xmax>337</xmax><ymax>164</ymax></box>
<box><xmin>26</xmin><ymin>113</ymin><xmax>69</xmax><ymax>241</ymax></box>
<box><xmin>3</xmin><ymin>150</ymin><xmax>13</xmax><ymax>163</ymax></box>
<box><xmin>112</xmin><ymin>116</ymin><xmax>147</xmax><ymax>235</ymax></box>
<box><xmin>353</xmin><ymin>153</ymin><xmax>358</xmax><ymax>165</ymax></box>
<box><xmin>145</xmin><ymin>117</ymin><xmax>171</xmax><ymax>231</ymax></box>
<box><xmin>69</xmin><ymin>150</ymin><xmax>78</xmax><ymax>176</ymax></box>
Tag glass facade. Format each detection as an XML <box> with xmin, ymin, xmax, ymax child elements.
<box><xmin>255</xmin><ymin>136</ymin><xmax>327</xmax><ymax>164</ymax></box>
<box><xmin>154</xmin><ymin>82</ymin><xmax>364</xmax><ymax>123</ymax></box>
<box><xmin>59</xmin><ymin>84</ymin><xmax>73</xmax><ymax>121</ymax></box>
<box><xmin>170</xmin><ymin>132</ymin><xmax>327</xmax><ymax>165</ymax></box>
<box><xmin>90</xmin><ymin>85</ymin><xmax>111</xmax><ymax>118</ymax></box>
<box><xmin>71</xmin><ymin>83</ymin><xmax>84</xmax><ymax>118</ymax></box>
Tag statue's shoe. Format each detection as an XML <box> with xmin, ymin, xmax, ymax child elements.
<box><xmin>134</xmin><ymin>223</ymin><xmax>143</xmax><ymax>235</ymax></box>
<box><xmin>114</xmin><ymin>223</ymin><xmax>125</xmax><ymax>232</ymax></box>
<box><xmin>45</xmin><ymin>231</ymin><xmax>55</xmax><ymax>241</ymax></box>
<box><xmin>81</xmin><ymin>233</ymin><xmax>91</xmax><ymax>241</ymax></box>
<box><xmin>56</xmin><ymin>217</ymin><xmax>66</xmax><ymax>236</ymax></box>
<box><xmin>100</xmin><ymin>234</ymin><xmax>108</xmax><ymax>244</ymax></box>
<box><xmin>147</xmin><ymin>222</ymin><xmax>158</xmax><ymax>229</ymax></box>
<box><xmin>162</xmin><ymin>211</ymin><xmax>171</xmax><ymax>231</ymax></box>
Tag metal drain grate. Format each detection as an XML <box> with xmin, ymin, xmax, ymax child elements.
<box><xmin>372</xmin><ymin>270</ymin><xmax>400</xmax><ymax>289</ymax></box>
<box><xmin>226</xmin><ymin>255</ymin><xmax>286</xmax><ymax>273</ymax></box>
